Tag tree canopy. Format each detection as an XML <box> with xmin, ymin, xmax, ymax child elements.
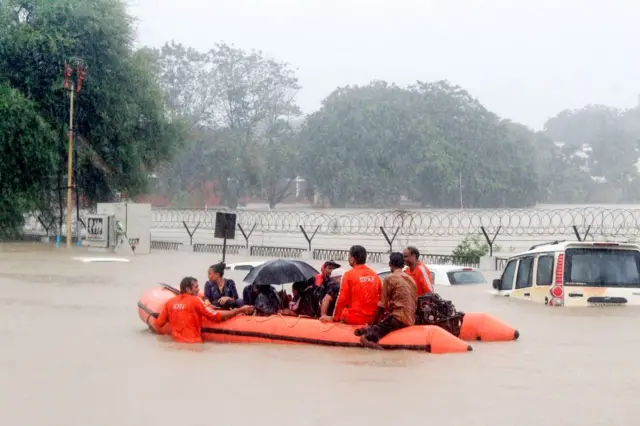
<box><xmin>543</xmin><ymin>104</ymin><xmax>640</xmax><ymax>203</ymax></box>
<box><xmin>299</xmin><ymin>81</ymin><xmax>542</xmax><ymax>208</ymax></box>
<box><xmin>3</xmin><ymin>0</ymin><xmax>640</xmax><ymax>235</ymax></box>
<box><xmin>153</xmin><ymin>40</ymin><xmax>301</xmax><ymax>208</ymax></box>
<box><xmin>0</xmin><ymin>0</ymin><xmax>185</xmax><ymax>235</ymax></box>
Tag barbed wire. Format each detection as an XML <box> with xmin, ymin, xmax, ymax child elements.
<box><xmin>145</xmin><ymin>207</ymin><xmax>640</xmax><ymax>238</ymax></box>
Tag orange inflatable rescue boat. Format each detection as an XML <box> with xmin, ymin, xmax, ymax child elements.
<box><xmin>137</xmin><ymin>284</ymin><xmax>518</xmax><ymax>354</ymax></box>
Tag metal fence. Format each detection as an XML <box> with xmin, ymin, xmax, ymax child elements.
<box><xmin>147</xmin><ymin>241</ymin><xmax>479</xmax><ymax>267</ymax></box>
<box><xmin>148</xmin><ymin>206</ymin><xmax>640</xmax><ymax>237</ymax></box>
<box><xmin>19</xmin><ymin>206</ymin><xmax>640</xmax><ymax>268</ymax></box>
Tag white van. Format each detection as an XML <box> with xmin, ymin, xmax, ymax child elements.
<box><xmin>492</xmin><ymin>241</ymin><xmax>640</xmax><ymax>307</ymax></box>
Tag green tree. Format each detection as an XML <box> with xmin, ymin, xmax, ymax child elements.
<box><xmin>300</xmin><ymin>81</ymin><xmax>418</xmax><ymax>207</ymax></box>
<box><xmin>409</xmin><ymin>81</ymin><xmax>540</xmax><ymax>208</ymax></box>
<box><xmin>544</xmin><ymin>105</ymin><xmax>640</xmax><ymax>202</ymax></box>
<box><xmin>154</xmin><ymin>41</ymin><xmax>301</xmax><ymax>208</ymax></box>
<box><xmin>0</xmin><ymin>0</ymin><xmax>185</xmax><ymax>215</ymax></box>
<box><xmin>0</xmin><ymin>83</ymin><xmax>57</xmax><ymax>237</ymax></box>
<box><xmin>529</xmin><ymin>129</ymin><xmax>592</xmax><ymax>203</ymax></box>
<box><xmin>299</xmin><ymin>80</ymin><xmax>542</xmax><ymax>208</ymax></box>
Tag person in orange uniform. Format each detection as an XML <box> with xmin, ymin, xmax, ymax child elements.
<box><xmin>155</xmin><ymin>276</ymin><xmax>254</xmax><ymax>343</ymax></box>
<box><xmin>403</xmin><ymin>246</ymin><xmax>433</xmax><ymax>296</ymax></box>
<box><xmin>321</xmin><ymin>245</ymin><xmax>382</xmax><ymax>325</ymax></box>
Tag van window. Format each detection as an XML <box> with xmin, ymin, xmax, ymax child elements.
<box><xmin>500</xmin><ymin>260</ymin><xmax>517</xmax><ymax>290</ymax></box>
<box><xmin>536</xmin><ymin>255</ymin><xmax>554</xmax><ymax>286</ymax></box>
<box><xmin>564</xmin><ymin>248</ymin><xmax>640</xmax><ymax>288</ymax></box>
<box><xmin>515</xmin><ymin>257</ymin><xmax>534</xmax><ymax>289</ymax></box>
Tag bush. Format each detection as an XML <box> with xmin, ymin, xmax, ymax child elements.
<box><xmin>451</xmin><ymin>234</ymin><xmax>494</xmax><ymax>264</ymax></box>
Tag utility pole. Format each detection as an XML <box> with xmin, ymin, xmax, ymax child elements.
<box><xmin>63</xmin><ymin>59</ymin><xmax>87</xmax><ymax>248</ymax></box>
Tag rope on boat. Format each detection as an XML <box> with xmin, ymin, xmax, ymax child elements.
<box><xmin>243</xmin><ymin>313</ymin><xmax>343</xmax><ymax>332</ymax></box>
<box><xmin>247</xmin><ymin>313</ymin><xmax>303</xmax><ymax>328</ymax></box>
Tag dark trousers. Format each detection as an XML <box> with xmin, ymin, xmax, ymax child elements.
<box><xmin>363</xmin><ymin>315</ymin><xmax>408</xmax><ymax>343</ymax></box>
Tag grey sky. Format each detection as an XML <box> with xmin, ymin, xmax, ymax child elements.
<box><xmin>128</xmin><ymin>0</ymin><xmax>640</xmax><ymax>130</ymax></box>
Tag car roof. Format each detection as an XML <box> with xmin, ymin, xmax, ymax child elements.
<box><xmin>425</xmin><ymin>264</ymin><xmax>481</xmax><ymax>273</ymax></box>
<box><xmin>332</xmin><ymin>265</ymin><xmax>481</xmax><ymax>276</ymax></box>
<box><xmin>509</xmin><ymin>240</ymin><xmax>640</xmax><ymax>258</ymax></box>
<box><xmin>225</xmin><ymin>261</ymin><xmax>266</xmax><ymax>269</ymax></box>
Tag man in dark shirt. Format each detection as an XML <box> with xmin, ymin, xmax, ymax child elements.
<box><xmin>319</xmin><ymin>274</ymin><xmax>340</xmax><ymax>320</ymax></box>
<box><xmin>359</xmin><ymin>252</ymin><xmax>417</xmax><ymax>350</ymax></box>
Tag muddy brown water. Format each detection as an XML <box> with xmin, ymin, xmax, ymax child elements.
<box><xmin>1</xmin><ymin>243</ymin><xmax>639</xmax><ymax>426</ymax></box>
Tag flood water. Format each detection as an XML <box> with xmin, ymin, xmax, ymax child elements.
<box><xmin>1</xmin><ymin>243</ymin><xmax>639</xmax><ymax>426</ymax></box>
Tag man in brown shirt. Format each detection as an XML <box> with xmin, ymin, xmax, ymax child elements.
<box><xmin>359</xmin><ymin>252</ymin><xmax>417</xmax><ymax>350</ymax></box>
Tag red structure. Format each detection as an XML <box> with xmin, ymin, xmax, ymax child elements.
<box><xmin>133</xmin><ymin>180</ymin><xmax>251</xmax><ymax>208</ymax></box>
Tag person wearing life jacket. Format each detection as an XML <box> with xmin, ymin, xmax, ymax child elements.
<box><xmin>314</xmin><ymin>260</ymin><xmax>341</xmax><ymax>286</ymax></box>
<box><xmin>155</xmin><ymin>276</ymin><xmax>254</xmax><ymax>343</ymax></box>
<box><xmin>403</xmin><ymin>246</ymin><xmax>433</xmax><ymax>296</ymax></box>
<box><xmin>322</xmin><ymin>245</ymin><xmax>382</xmax><ymax>325</ymax></box>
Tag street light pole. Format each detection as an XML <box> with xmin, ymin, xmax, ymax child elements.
<box><xmin>65</xmin><ymin>83</ymin><xmax>75</xmax><ymax>248</ymax></box>
<box><xmin>63</xmin><ymin>59</ymin><xmax>87</xmax><ymax>248</ymax></box>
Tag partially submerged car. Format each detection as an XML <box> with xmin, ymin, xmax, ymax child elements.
<box><xmin>224</xmin><ymin>261</ymin><xmax>266</xmax><ymax>272</ymax></box>
<box><xmin>332</xmin><ymin>264</ymin><xmax>486</xmax><ymax>287</ymax></box>
<box><xmin>491</xmin><ymin>240</ymin><xmax>640</xmax><ymax>307</ymax></box>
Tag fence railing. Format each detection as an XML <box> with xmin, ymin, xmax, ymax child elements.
<box><xmin>20</xmin><ymin>206</ymin><xmax>640</xmax><ymax>265</ymax></box>
<box><xmin>148</xmin><ymin>206</ymin><xmax>640</xmax><ymax>237</ymax></box>
<box><xmin>147</xmin><ymin>240</ymin><xmax>482</xmax><ymax>268</ymax></box>
<box><xmin>24</xmin><ymin>206</ymin><xmax>640</xmax><ymax>237</ymax></box>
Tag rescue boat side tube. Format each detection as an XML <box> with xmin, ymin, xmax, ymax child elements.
<box><xmin>137</xmin><ymin>286</ymin><xmax>471</xmax><ymax>354</ymax></box>
<box><xmin>459</xmin><ymin>312</ymin><xmax>520</xmax><ymax>342</ymax></box>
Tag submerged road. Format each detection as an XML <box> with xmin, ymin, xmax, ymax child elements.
<box><xmin>0</xmin><ymin>243</ymin><xmax>638</xmax><ymax>426</ymax></box>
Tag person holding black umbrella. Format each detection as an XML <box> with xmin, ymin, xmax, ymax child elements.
<box><xmin>240</xmin><ymin>259</ymin><xmax>321</xmax><ymax>316</ymax></box>
<box><xmin>242</xmin><ymin>283</ymin><xmax>282</xmax><ymax>315</ymax></box>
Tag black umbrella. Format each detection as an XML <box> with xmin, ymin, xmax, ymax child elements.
<box><xmin>242</xmin><ymin>259</ymin><xmax>319</xmax><ymax>286</ymax></box>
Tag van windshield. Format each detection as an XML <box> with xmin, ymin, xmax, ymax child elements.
<box><xmin>564</xmin><ymin>248</ymin><xmax>640</xmax><ymax>288</ymax></box>
<box><xmin>447</xmin><ymin>270</ymin><xmax>487</xmax><ymax>285</ymax></box>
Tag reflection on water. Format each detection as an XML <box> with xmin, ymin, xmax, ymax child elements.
<box><xmin>0</xmin><ymin>243</ymin><xmax>638</xmax><ymax>426</ymax></box>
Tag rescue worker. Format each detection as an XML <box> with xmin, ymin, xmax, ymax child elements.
<box><xmin>322</xmin><ymin>245</ymin><xmax>381</xmax><ymax>325</ymax></box>
<box><xmin>314</xmin><ymin>260</ymin><xmax>341</xmax><ymax>286</ymax></box>
<box><xmin>403</xmin><ymin>246</ymin><xmax>433</xmax><ymax>296</ymax></box>
<box><xmin>155</xmin><ymin>276</ymin><xmax>254</xmax><ymax>343</ymax></box>
<box><xmin>204</xmin><ymin>262</ymin><xmax>244</xmax><ymax>309</ymax></box>
<box><xmin>359</xmin><ymin>252</ymin><xmax>417</xmax><ymax>350</ymax></box>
